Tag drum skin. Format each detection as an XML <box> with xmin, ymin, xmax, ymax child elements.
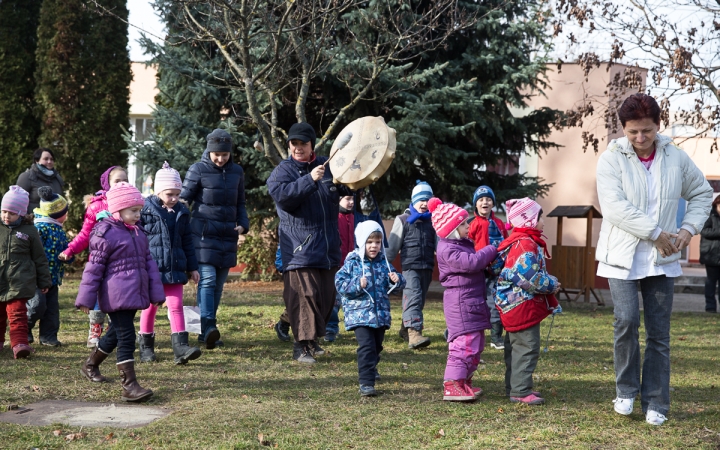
<box><xmin>328</xmin><ymin>116</ymin><xmax>396</xmax><ymax>190</ymax></box>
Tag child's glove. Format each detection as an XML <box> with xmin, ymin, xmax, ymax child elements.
<box><xmin>553</xmin><ymin>305</ymin><xmax>563</xmax><ymax>315</ymax></box>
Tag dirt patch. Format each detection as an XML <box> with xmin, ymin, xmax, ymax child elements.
<box><xmin>224</xmin><ymin>280</ymin><xmax>284</xmax><ymax>295</ymax></box>
<box><xmin>0</xmin><ymin>400</ymin><xmax>170</xmax><ymax>428</ymax></box>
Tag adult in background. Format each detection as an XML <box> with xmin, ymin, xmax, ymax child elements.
<box><xmin>596</xmin><ymin>93</ymin><xmax>712</xmax><ymax>426</ymax></box>
<box><xmin>16</xmin><ymin>148</ymin><xmax>65</xmax><ymax>214</ymax></box>
<box><xmin>267</xmin><ymin>122</ymin><xmax>350</xmax><ymax>364</ymax></box>
<box><xmin>181</xmin><ymin>129</ymin><xmax>249</xmax><ymax>349</ymax></box>
<box><xmin>700</xmin><ymin>195</ymin><xmax>720</xmax><ymax>313</ymax></box>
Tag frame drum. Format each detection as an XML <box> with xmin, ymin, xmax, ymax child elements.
<box><xmin>328</xmin><ymin>116</ymin><xmax>396</xmax><ymax>190</ymax></box>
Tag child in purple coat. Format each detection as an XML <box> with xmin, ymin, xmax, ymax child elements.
<box><xmin>429</xmin><ymin>198</ymin><xmax>497</xmax><ymax>402</ymax></box>
<box><xmin>76</xmin><ymin>182</ymin><xmax>165</xmax><ymax>403</ymax></box>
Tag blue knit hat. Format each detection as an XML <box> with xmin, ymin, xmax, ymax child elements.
<box><xmin>473</xmin><ymin>185</ymin><xmax>496</xmax><ymax>205</ymax></box>
<box><xmin>411</xmin><ymin>180</ymin><xmax>433</xmax><ymax>204</ymax></box>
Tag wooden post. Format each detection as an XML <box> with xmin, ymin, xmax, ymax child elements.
<box><xmin>584</xmin><ymin>209</ymin><xmax>594</xmax><ymax>303</ymax></box>
<box><xmin>557</xmin><ymin>217</ymin><xmax>563</xmax><ymax>246</ymax></box>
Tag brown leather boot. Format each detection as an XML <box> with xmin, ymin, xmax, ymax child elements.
<box><xmin>407</xmin><ymin>328</ymin><xmax>431</xmax><ymax>349</ymax></box>
<box><xmin>81</xmin><ymin>347</ymin><xmax>110</xmax><ymax>382</ymax></box>
<box><xmin>117</xmin><ymin>360</ymin><xmax>153</xmax><ymax>402</ymax></box>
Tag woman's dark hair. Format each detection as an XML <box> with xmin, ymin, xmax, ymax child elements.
<box><xmin>33</xmin><ymin>147</ymin><xmax>55</xmax><ymax>163</ymax></box>
<box><xmin>712</xmin><ymin>196</ymin><xmax>720</xmax><ymax>208</ymax></box>
<box><xmin>617</xmin><ymin>93</ymin><xmax>661</xmax><ymax>127</ymax></box>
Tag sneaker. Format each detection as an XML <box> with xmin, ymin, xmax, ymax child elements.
<box><xmin>292</xmin><ymin>343</ymin><xmax>317</xmax><ymax>365</ymax></box>
<box><xmin>465</xmin><ymin>378</ymin><xmax>483</xmax><ymax>398</ymax></box>
<box><xmin>510</xmin><ymin>393</ymin><xmax>545</xmax><ymax>405</ymax></box>
<box><xmin>275</xmin><ymin>320</ymin><xmax>291</xmax><ymax>342</ymax></box>
<box><xmin>443</xmin><ymin>380</ymin><xmax>475</xmax><ymax>401</ymax></box>
<box><xmin>88</xmin><ymin>323</ymin><xmax>102</xmax><ymax>348</ymax></box>
<box><xmin>13</xmin><ymin>344</ymin><xmax>34</xmax><ymax>359</ymax></box>
<box><xmin>40</xmin><ymin>339</ymin><xmax>62</xmax><ymax>347</ymax></box>
<box><xmin>490</xmin><ymin>341</ymin><xmax>505</xmax><ymax>350</ymax></box>
<box><xmin>646</xmin><ymin>410</ymin><xmax>667</xmax><ymax>426</ymax></box>
<box><xmin>613</xmin><ymin>397</ymin><xmax>634</xmax><ymax>415</ymax></box>
<box><xmin>323</xmin><ymin>332</ymin><xmax>336</xmax><ymax>342</ymax></box>
<box><xmin>359</xmin><ymin>385</ymin><xmax>377</xmax><ymax>397</ymax></box>
<box><xmin>309</xmin><ymin>340</ymin><xmax>325</xmax><ymax>356</ymax></box>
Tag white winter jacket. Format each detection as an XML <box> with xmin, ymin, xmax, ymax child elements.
<box><xmin>596</xmin><ymin>134</ymin><xmax>712</xmax><ymax>269</ymax></box>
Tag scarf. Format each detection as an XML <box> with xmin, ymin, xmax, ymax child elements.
<box><xmin>37</xmin><ymin>163</ymin><xmax>55</xmax><ymax>177</ymax></box>
<box><xmin>34</xmin><ymin>215</ymin><xmax>63</xmax><ymax>227</ymax></box>
<box><xmin>406</xmin><ymin>203</ymin><xmax>431</xmax><ymax>224</ymax></box>
<box><xmin>512</xmin><ymin>227</ymin><xmax>550</xmax><ymax>258</ymax></box>
<box><xmin>5</xmin><ymin>217</ymin><xmax>24</xmax><ymax>228</ymax></box>
<box><xmin>487</xmin><ymin>214</ymin><xmax>504</xmax><ymax>248</ymax></box>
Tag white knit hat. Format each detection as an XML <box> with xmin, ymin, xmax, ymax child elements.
<box><xmin>154</xmin><ymin>161</ymin><xmax>182</xmax><ymax>193</ymax></box>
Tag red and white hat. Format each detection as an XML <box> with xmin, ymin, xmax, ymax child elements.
<box><xmin>428</xmin><ymin>197</ymin><xmax>468</xmax><ymax>239</ymax></box>
<box><xmin>505</xmin><ymin>197</ymin><xmax>542</xmax><ymax>229</ymax></box>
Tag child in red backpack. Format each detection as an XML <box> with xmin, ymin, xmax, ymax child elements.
<box><xmin>467</xmin><ymin>185</ymin><xmax>508</xmax><ymax>350</ymax></box>
<box><xmin>490</xmin><ymin>197</ymin><xmax>561</xmax><ymax>405</ymax></box>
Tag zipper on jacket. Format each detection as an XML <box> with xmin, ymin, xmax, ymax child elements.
<box><xmin>318</xmin><ymin>173</ymin><xmax>331</xmax><ymax>269</ymax></box>
<box><xmin>294</xmin><ymin>234</ymin><xmax>312</xmax><ymax>254</ymax></box>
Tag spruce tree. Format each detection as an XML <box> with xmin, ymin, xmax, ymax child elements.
<box><xmin>35</xmin><ymin>0</ymin><xmax>131</xmax><ymax>230</ymax></box>
<box><xmin>0</xmin><ymin>1</ymin><xmax>41</xmax><ymax>194</ymax></box>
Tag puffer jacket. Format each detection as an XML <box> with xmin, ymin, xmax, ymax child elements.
<box><xmin>16</xmin><ymin>164</ymin><xmax>65</xmax><ymax>214</ymax></box>
<box><xmin>700</xmin><ymin>208</ymin><xmax>720</xmax><ymax>266</ymax></box>
<box><xmin>34</xmin><ymin>215</ymin><xmax>71</xmax><ymax>286</ymax></box>
<box><xmin>64</xmin><ymin>192</ymin><xmax>107</xmax><ymax>258</ymax></box>
<box><xmin>335</xmin><ymin>252</ymin><xmax>406</xmax><ymax>331</ymax></box>
<box><xmin>437</xmin><ymin>238</ymin><xmax>497</xmax><ymax>342</ymax></box>
<box><xmin>267</xmin><ymin>154</ymin><xmax>350</xmax><ymax>271</ymax></box>
<box><xmin>596</xmin><ymin>134</ymin><xmax>712</xmax><ymax>269</ymax></box>
<box><xmin>468</xmin><ymin>212</ymin><xmax>508</xmax><ymax>251</ymax></box>
<box><xmin>490</xmin><ymin>229</ymin><xmax>559</xmax><ymax>332</ymax></box>
<box><xmin>75</xmin><ymin>219</ymin><xmax>165</xmax><ymax>313</ymax></box>
<box><xmin>141</xmin><ymin>196</ymin><xmax>198</xmax><ymax>285</ymax></box>
<box><xmin>0</xmin><ymin>216</ymin><xmax>52</xmax><ymax>302</ymax></box>
<box><xmin>181</xmin><ymin>149</ymin><xmax>249</xmax><ymax>269</ymax></box>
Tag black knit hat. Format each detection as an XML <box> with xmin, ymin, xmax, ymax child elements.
<box><xmin>286</xmin><ymin>122</ymin><xmax>316</xmax><ymax>149</ymax></box>
<box><xmin>206</xmin><ymin>129</ymin><xmax>233</xmax><ymax>153</ymax></box>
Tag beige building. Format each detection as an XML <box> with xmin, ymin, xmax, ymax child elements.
<box><xmin>128</xmin><ymin>62</ymin><xmax>158</xmax><ymax>190</ymax></box>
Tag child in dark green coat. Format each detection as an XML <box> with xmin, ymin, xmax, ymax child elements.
<box><xmin>0</xmin><ymin>186</ymin><xmax>52</xmax><ymax>359</ymax></box>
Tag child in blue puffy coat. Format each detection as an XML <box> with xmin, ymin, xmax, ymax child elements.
<box><xmin>335</xmin><ymin>220</ymin><xmax>405</xmax><ymax>397</ymax></box>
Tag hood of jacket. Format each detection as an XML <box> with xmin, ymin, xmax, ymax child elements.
<box><xmin>201</xmin><ymin>147</ymin><xmax>235</xmax><ymax>171</ymax></box>
<box><xmin>353</xmin><ymin>220</ymin><xmax>386</xmax><ymax>261</ymax></box>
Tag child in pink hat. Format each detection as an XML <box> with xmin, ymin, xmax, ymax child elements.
<box><xmin>0</xmin><ymin>186</ymin><xmax>52</xmax><ymax>358</ymax></box>
<box><xmin>136</xmin><ymin>162</ymin><xmax>202</xmax><ymax>365</ymax></box>
<box><xmin>76</xmin><ymin>182</ymin><xmax>165</xmax><ymax>403</ymax></box>
<box><xmin>429</xmin><ymin>197</ymin><xmax>497</xmax><ymax>401</ymax></box>
<box><xmin>489</xmin><ymin>197</ymin><xmax>561</xmax><ymax>405</ymax></box>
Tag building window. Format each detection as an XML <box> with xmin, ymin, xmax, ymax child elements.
<box><xmin>134</xmin><ymin>118</ymin><xmax>155</xmax><ymax>142</ymax></box>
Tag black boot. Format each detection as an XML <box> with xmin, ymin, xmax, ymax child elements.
<box><xmin>171</xmin><ymin>332</ymin><xmax>202</xmax><ymax>365</ymax></box>
<box><xmin>201</xmin><ymin>317</ymin><xmax>221</xmax><ymax>350</ymax></box>
<box><xmin>137</xmin><ymin>333</ymin><xmax>156</xmax><ymax>362</ymax></box>
<box><xmin>117</xmin><ymin>361</ymin><xmax>153</xmax><ymax>402</ymax></box>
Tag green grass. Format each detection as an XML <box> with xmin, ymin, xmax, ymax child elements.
<box><xmin>1</xmin><ymin>278</ymin><xmax>720</xmax><ymax>449</ymax></box>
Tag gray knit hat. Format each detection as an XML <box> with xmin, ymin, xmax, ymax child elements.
<box><xmin>206</xmin><ymin>129</ymin><xmax>233</xmax><ymax>153</ymax></box>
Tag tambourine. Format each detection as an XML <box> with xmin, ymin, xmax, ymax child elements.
<box><xmin>326</xmin><ymin>116</ymin><xmax>396</xmax><ymax>190</ymax></box>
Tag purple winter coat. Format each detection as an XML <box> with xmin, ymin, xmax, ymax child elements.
<box><xmin>437</xmin><ymin>237</ymin><xmax>498</xmax><ymax>342</ymax></box>
<box><xmin>76</xmin><ymin>219</ymin><xmax>165</xmax><ymax>313</ymax></box>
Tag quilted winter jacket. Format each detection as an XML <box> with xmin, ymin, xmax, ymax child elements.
<box><xmin>65</xmin><ymin>192</ymin><xmax>108</xmax><ymax>258</ymax></box>
<box><xmin>437</xmin><ymin>238</ymin><xmax>497</xmax><ymax>342</ymax></box>
<box><xmin>75</xmin><ymin>219</ymin><xmax>165</xmax><ymax>313</ymax></box>
<box><xmin>338</xmin><ymin>211</ymin><xmax>355</xmax><ymax>261</ymax></box>
<box><xmin>335</xmin><ymin>251</ymin><xmax>406</xmax><ymax>331</ymax></box>
<box><xmin>141</xmin><ymin>196</ymin><xmax>198</xmax><ymax>285</ymax></box>
<box><xmin>16</xmin><ymin>164</ymin><xmax>65</xmax><ymax>214</ymax></box>
<box><xmin>267</xmin><ymin>154</ymin><xmax>350</xmax><ymax>271</ymax></box>
<box><xmin>700</xmin><ymin>208</ymin><xmax>720</xmax><ymax>266</ymax></box>
<box><xmin>0</xmin><ymin>217</ymin><xmax>52</xmax><ymax>302</ymax></box>
<box><xmin>180</xmin><ymin>149</ymin><xmax>249</xmax><ymax>269</ymax></box>
<box><xmin>468</xmin><ymin>212</ymin><xmax>508</xmax><ymax>251</ymax></box>
<box><xmin>490</xmin><ymin>231</ymin><xmax>559</xmax><ymax>332</ymax></box>
<box><xmin>596</xmin><ymin>134</ymin><xmax>712</xmax><ymax>269</ymax></box>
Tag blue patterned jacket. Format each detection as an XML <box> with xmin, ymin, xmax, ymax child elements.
<box><xmin>34</xmin><ymin>215</ymin><xmax>71</xmax><ymax>286</ymax></box>
<box><xmin>335</xmin><ymin>251</ymin><xmax>405</xmax><ymax>331</ymax></box>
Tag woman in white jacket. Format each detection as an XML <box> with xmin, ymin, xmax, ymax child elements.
<box><xmin>596</xmin><ymin>93</ymin><xmax>712</xmax><ymax>426</ymax></box>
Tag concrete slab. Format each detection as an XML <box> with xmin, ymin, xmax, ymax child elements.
<box><xmin>0</xmin><ymin>400</ymin><xmax>170</xmax><ymax>428</ymax></box>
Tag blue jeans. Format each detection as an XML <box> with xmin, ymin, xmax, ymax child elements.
<box><xmin>98</xmin><ymin>309</ymin><xmax>137</xmax><ymax>363</ymax></box>
<box><xmin>326</xmin><ymin>295</ymin><xmax>341</xmax><ymax>336</ymax></box>
<box><xmin>27</xmin><ymin>286</ymin><xmax>60</xmax><ymax>341</ymax></box>
<box><xmin>609</xmin><ymin>276</ymin><xmax>674</xmax><ymax>415</ymax></box>
<box><xmin>197</xmin><ymin>264</ymin><xmax>230</xmax><ymax>328</ymax></box>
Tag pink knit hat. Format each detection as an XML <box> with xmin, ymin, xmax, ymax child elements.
<box><xmin>1</xmin><ymin>185</ymin><xmax>30</xmax><ymax>215</ymax></box>
<box><xmin>428</xmin><ymin>197</ymin><xmax>468</xmax><ymax>239</ymax></box>
<box><xmin>154</xmin><ymin>161</ymin><xmax>182</xmax><ymax>193</ymax></box>
<box><xmin>107</xmin><ymin>182</ymin><xmax>144</xmax><ymax>214</ymax></box>
<box><xmin>505</xmin><ymin>197</ymin><xmax>542</xmax><ymax>229</ymax></box>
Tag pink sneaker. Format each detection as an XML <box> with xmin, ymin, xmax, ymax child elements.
<box><xmin>443</xmin><ymin>380</ymin><xmax>475</xmax><ymax>401</ymax></box>
<box><xmin>13</xmin><ymin>344</ymin><xmax>34</xmax><ymax>359</ymax></box>
<box><xmin>510</xmin><ymin>393</ymin><xmax>545</xmax><ymax>405</ymax></box>
<box><xmin>465</xmin><ymin>377</ymin><xmax>483</xmax><ymax>398</ymax></box>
